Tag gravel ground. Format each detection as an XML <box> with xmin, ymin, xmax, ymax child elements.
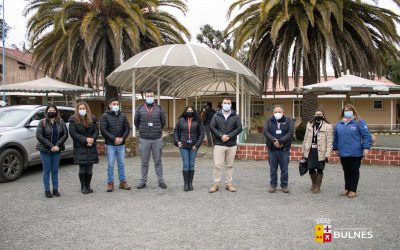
<box><xmin>1</xmin><ymin>156</ymin><xmax>399</xmax><ymax>250</ymax></box>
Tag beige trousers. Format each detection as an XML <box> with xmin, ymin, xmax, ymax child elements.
<box><xmin>213</xmin><ymin>145</ymin><xmax>237</xmax><ymax>184</ymax></box>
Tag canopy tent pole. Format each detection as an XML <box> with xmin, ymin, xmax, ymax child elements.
<box><xmin>45</xmin><ymin>92</ymin><xmax>48</xmax><ymax>105</ymax></box>
<box><xmin>236</xmin><ymin>73</ymin><xmax>240</xmax><ymax>142</ymax></box>
<box><xmin>241</xmin><ymin>76</ymin><xmax>244</xmax><ymax>126</ymax></box>
<box><xmin>157</xmin><ymin>78</ymin><xmax>161</xmax><ymax>106</ymax></box>
<box><xmin>248</xmin><ymin>92</ymin><xmax>251</xmax><ymax>133</ymax></box>
<box><xmin>345</xmin><ymin>94</ymin><xmax>350</xmax><ymax>104</ymax></box>
<box><xmin>71</xmin><ymin>93</ymin><xmax>77</xmax><ymax>107</ymax></box>
<box><xmin>132</xmin><ymin>71</ymin><xmax>136</xmax><ymax>138</ymax></box>
<box><xmin>236</xmin><ymin>73</ymin><xmax>240</xmax><ymax>114</ymax></box>
<box><xmin>173</xmin><ymin>92</ymin><xmax>176</xmax><ymax>128</ymax></box>
<box><xmin>195</xmin><ymin>91</ymin><xmax>198</xmax><ymax>110</ymax></box>
<box><xmin>391</xmin><ymin>99</ymin><xmax>394</xmax><ymax>131</ymax></box>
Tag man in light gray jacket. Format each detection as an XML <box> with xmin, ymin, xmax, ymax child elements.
<box><xmin>134</xmin><ymin>89</ymin><xmax>167</xmax><ymax>189</ymax></box>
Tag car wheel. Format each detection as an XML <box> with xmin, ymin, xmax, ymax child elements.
<box><xmin>0</xmin><ymin>149</ymin><xmax>24</xmax><ymax>183</ymax></box>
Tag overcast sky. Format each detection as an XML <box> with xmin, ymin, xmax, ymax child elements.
<box><xmin>3</xmin><ymin>0</ymin><xmax>400</xmax><ymax>48</ymax></box>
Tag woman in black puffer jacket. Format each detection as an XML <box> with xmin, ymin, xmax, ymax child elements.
<box><xmin>68</xmin><ymin>101</ymin><xmax>99</xmax><ymax>194</ymax></box>
<box><xmin>36</xmin><ymin>104</ymin><xmax>68</xmax><ymax>198</ymax></box>
<box><xmin>173</xmin><ymin>106</ymin><xmax>205</xmax><ymax>191</ymax></box>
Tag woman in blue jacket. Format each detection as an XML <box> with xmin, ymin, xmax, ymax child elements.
<box><xmin>333</xmin><ymin>104</ymin><xmax>372</xmax><ymax>198</ymax></box>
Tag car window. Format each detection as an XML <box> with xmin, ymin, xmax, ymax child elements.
<box><xmin>31</xmin><ymin>111</ymin><xmax>45</xmax><ymax>122</ymax></box>
<box><xmin>0</xmin><ymin>109</ymin><xmax>32</xmax><ymax>127</ymax></box>
<box><xmin>59</xmin><ymin>110</ymin><xmax>74</xmax><ymax>123</ymax></box>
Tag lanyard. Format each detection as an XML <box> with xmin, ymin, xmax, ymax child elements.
<box><xmin>144</xmin><ymin>104</ymin><xmax>154</xmax><ymax>121</ymax></box>
<box><xmin>313</xmin><ymin>122</ymin><xmax>323</xmax><ymax>139</ymax></box>
<box><xmin>187</xmin><ymin>117</ymin><xmax>192</xmax><ymax>140</ymax></box>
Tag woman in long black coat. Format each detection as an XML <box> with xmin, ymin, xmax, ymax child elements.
<box><xmin>69</xmin><ymin>101</ymin><xmax>99</xmax><ymax>194</ymax></box>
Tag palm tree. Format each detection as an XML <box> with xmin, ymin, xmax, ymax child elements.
<box><xmin>226</xmin><ymin>0</ymin><xmax>400</xmax><ymax>125</ymax></box>
<box><xmin>25</xmin><ymin>0</ymin><xmax>190</xmax><ymax>101</ymax></box>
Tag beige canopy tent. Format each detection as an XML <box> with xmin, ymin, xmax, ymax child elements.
<box><xmin>0</xmin><ymin>76</ymin><xmax>93</xmax><ymax>105</ymax></box>
<box><xmin>294</xmin><ymin>74</ymin><xmax>400</xmax><ymax>100</ymax></box>
<box><xmin>106</xmin><ymin>44</ymin><xmax>262</xmax><ymax>138</ymax></box>
<box><xmin>293</xmin><ymin>73</ymin><xmax>400</xmax><ymax>130</ymax></box>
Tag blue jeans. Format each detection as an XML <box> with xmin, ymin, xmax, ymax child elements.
<box><xmin>179</xmin><ymin>148</ymin><xmax>198</xmax><ymax>171</ymax></box>
<box><xmin>106</xmin><ymin>145</ymin><xmax>126</xmax><ymax>183</ymax></box>
<box><xmin>268</xmin><ymin>149</ymin><xmax>290</xmax><ymax>188</ymax></box>
<box><xmin>40</xmin><ymin>152</ymin><xmax>61</xmax><ymax>192</ymax></box>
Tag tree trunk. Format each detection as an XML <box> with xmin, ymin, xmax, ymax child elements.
<box><xmin>301</xmin><ymin>56</ymin><xmax>319</xmax><ymax>125</ymax></box>
<box><xmin>104</xmin><ymin>47</ymin><xmax>119</xmax><ymax>106</ymax></box>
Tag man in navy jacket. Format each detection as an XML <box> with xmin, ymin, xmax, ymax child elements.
<box><xmin>264</xmin><ymin>106</ymin><xmax>294</xmax><ymax>193</ymax></box>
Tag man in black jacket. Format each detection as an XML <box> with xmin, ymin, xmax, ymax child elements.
<box><xmin>134</xmin><ymin>89</ymin><xmax>167</xmax><ymax>189</ymax></box>
<box><xmin>100</xmin><ymin>99</ymin><xmax>131</xmax><ymax>192</ymax></box>
<box><xmin>203</xmin><ymin>102</ymin><xmax>216</xmax><ymax>147</ymax></box>
<box><xmin>263</xmin><ymin>106</ymin><xmax>294</xmax><ymax>194</ymax></box>
<box><xmin>209</xmin><ymin>97</ymin><xmax>242</xmax><ymax>193</ymax></box>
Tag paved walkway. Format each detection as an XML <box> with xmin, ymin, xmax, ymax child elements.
<box><xmin>0</xmin><ymin>156</ymin><xmax>399</xmax><ymax>249</ymax></box>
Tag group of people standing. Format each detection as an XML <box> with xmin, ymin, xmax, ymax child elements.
<box><xmin>35</xmin><ymin>91</ymin><xmax>372</xmax><ymax>199</ymax></box>
<box><xmin>264</xmin><ymin>104</ymin><xmax>372</xmax><ymax>198</ymax></box>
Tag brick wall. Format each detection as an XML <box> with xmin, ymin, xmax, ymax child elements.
<box><xmin>236</xmin><ymin>144</ymin><xmax>400</xmax><ymax>166</ymax></box>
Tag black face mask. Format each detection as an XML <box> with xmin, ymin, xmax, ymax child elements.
<box><xmin>314</xmin><ymin>116</ymin><xmax>323</xmax><ymax>122</ymax></box>
<box><xmin>47</xmin><ymin>112</ymin><xmax>57</xmax><ymax>118</ymax></box>
<box><xmin>186</xmin><ymin>112</ymin><xmax>193</xmax><ymax>117</ymax></box>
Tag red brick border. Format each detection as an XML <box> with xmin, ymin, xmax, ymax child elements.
<box><xmin>235</xmin><ymin>144</ymin><xmax>400</xmax><ymax>166</ymax></box>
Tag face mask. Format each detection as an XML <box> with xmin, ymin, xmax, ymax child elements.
<box><xmin>111</xmin><ymin>105</ymin><xmax>120</xmax><ymax>112</ymax></box>
<box><xmin>344</xmin><ymin>111</ymin><xmax>353</xmax><ymax>118</ymax></box>
<box><xmin>222</xmin><ymin>104</ymin><xmax>231</xmax><ymax>112</ymax></box>
<box><xmin>187</xmin><ymin>112</ymin><xmax>193</xmax><ymax>117</ymax></box>
<box><xmin>79</xmin><ymin>110</ymin><xmax>87</xmax><ymax>117</ymax></box>
<box><xmin>314</xmin><ymin>116</ymin><xmax>323</xmax><ymax>122</ymax></box>
<box><xmin>146</xmin><ymin>97</ymin><xmax>154</xmax><ymax>105</ymax></box>
<box><xmin>47</xmin><ymin>112</ymin><xmax>57</xmax><ymax>118</ymax></box>
<box><xmin>273</xmin><ymin>113</ymin><xmax>283</xmax><ymax>120</ymax></box>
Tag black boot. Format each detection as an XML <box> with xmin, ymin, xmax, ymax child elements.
<box><xmin>86</xmin><ymin>173</ymin><xmax>93</xmax><ymax>193</ymax></box>
<box><xmin>183</xmin><ymin>171</ymin><xmax>189</xmax><ymax>192</ymax></box>
<box><xmin>79</xmin><ymin>173</ymin><xmax>89</xmax><ymax>194</ymax></box>
<box><xmin>188</xmin><ymin>170</ymin><xmax>195</xmax><ymax>191</ymax></box>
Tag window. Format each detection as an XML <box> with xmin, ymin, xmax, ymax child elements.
<box><xmin>251</xmin><ymin>101</ymin><xmax>264</xmax><ymax>116</ymax></box>
<box><xmin>17</xmin><ymin>61</ymin><xmax>26</xmax><ymax>70</ymax></box>
<box><xmin>59</xmin><ymin>110</ymin><xmax>75</xmax><ymax>123</ymax></box>
<box><xmin>31</xmin><ymin>111</ymin><xmax>45</xmax><ymax>122</ymax></box>
<box><xmin>373</xmin><ymin>100</ymin><xmax>383</xmax><ymax>110</ymax></box>
<box><xmin>293</xmin><ymin>100</ymin><xmax>302</xmax><ymax>118</ymax></box>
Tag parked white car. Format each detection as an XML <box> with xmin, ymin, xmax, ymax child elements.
<box><xmin>0</xmin><ymin>105</ymin><xmax>74</xmax><ymax>182</ymax></box>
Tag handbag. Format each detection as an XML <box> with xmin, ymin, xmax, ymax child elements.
<box><xmin>299</xmin><ymin>158</ymin><xmax>308</xmax><ymax>176</ymax></box>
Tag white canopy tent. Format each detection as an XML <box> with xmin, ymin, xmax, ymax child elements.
<box><xmin>107</xmin><ymin>44</ymin><xmax>262</xmax><ymax>138</ymax></box>
<box><xmin>0</xmin><ymin>76</ymin><xmax>93</xmax><ymax>105</ymax></box>
<box><xmin>293</xmin><ymin>73</ymin><xmax>400</xmax><ymax>129</ymax></box>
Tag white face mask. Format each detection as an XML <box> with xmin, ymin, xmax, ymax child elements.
<box><xmin>274</xmin><ymin>113</ymin><xmax>283</xmax><ymax>120</ymax></box>
<box><xmin>222</xmin><ymin>104</ymin><xmax>231</xmax><ymax>112</ymax></box>
<box><xmin>78</xmin><ymin>110</ymin><xmax>87</xmax><ymax>117</ymax></box>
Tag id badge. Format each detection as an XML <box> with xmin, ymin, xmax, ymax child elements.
<box><xmin>186</xmin><ymin>139</ymin><xmax>193</xmax><ymax>144</ymax></box>
<box><xmin>276</xmin><ymin>130</ymin><xmax>282</xmax><ymax>135</ymax></box>
<box><xmin>148</xmin><ymin>122</ymin><xmax>153</xmax><ymax>127</ymax></box>
<box><xmin>311</xmin><ymin>144</ymin><xmax>318</xmax><ymax>149</ymax></box>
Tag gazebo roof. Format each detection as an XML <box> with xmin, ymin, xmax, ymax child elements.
<box><xmin>106</xmin><ymin>44</ymin><xmax>262</xmax><ymax>97</ymax></box>
<box><xmin>294</xmin><ymin>74</ymin><xmax>400</xmax><ymax>95</ymax></box>
<box><xmin>0</xmin><ymin>76</ymin><xmax>93</xmax><ymax>94</ymax></box>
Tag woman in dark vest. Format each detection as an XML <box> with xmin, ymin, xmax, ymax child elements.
<box><xmin>69</xmin><ymin>101</ymin><xmax>99</xmax><ymax>194</ymax></box>
<box><xmin>173</xmin><ymin>106</ymin><xmax>205</xmax><ymax>191</ymax></box>
<box><xmin>36</xmin><ymin>104</ymin><xmax>68</xmax><ymax>198</ymax></box>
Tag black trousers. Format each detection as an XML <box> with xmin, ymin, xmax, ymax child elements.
<box><xmin>340</xmin><ymin>157</ymin><xmax>362</xmax><ymax>192</ymax></box>
<box><xmin>79</xmin><ymin>164</ymin><xmax>93</xmax><ymax>174</ymax></box>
